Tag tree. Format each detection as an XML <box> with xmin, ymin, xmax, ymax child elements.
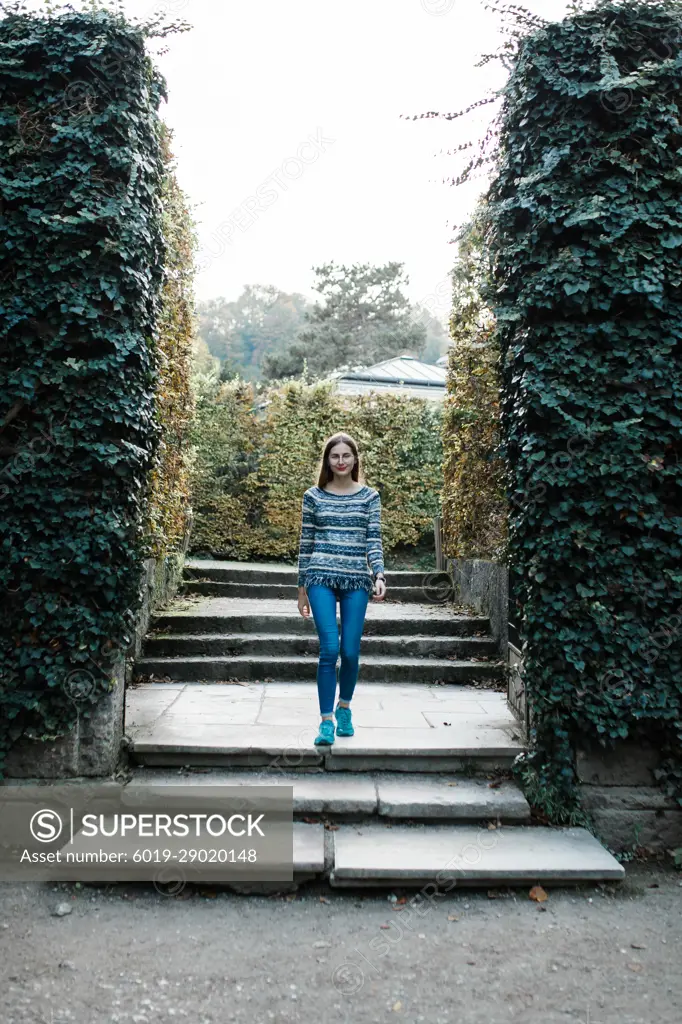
<box><xmin>197</xmin><ymin>285</ymin><xmax>310</xmax><ymax>381</ymax></box>
<box><xmin>261</xmin><ymin>261</ymin><xmax>428</xmax><ymax>381</ymax></box>
<box><xmin>411</xmin><ymin>304</ymin><xmax>450</xmax><ymax>364</ymax></box>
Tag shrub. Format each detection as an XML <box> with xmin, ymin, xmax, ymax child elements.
<box><xmin>189</xmin><ymin>378</ymin><xmax>443</xmax><ymax>561</ymax></box>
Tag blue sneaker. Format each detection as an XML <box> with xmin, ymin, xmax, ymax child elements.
<box><xmin>314</xmin><ymin>718</ymin><xmax>335</xmax><ymax>745</ymax></box>
<box><xmin>335</xmin><ymin>704</ymin><xmax>354</xmax><ymax>736</ymax></box>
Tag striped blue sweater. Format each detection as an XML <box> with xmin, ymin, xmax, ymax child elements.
<box><xmin>297</xmin><ymin>485</ymin><xmax>385</xmax><ymax>594</ymax></box>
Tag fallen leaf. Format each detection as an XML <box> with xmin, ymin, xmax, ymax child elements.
<box><xmin>447</xmin><ymin>913</ymin><xmax>459</xmax><ymax>921</ymax></box>
<box><xmin>319</xmin><ymin>896</ymin><xmax>330</xmax><ymax>904</ymax></box>
<box><xmin>380</xmin><ymin>924</ymin><xmax>391</xmax><ymax>930</ymax></box>
<box><xmin>487</xmin><ymin>822</ymin><xmax>498</xmax><ymax>830</ymax></box>
<box><xmin>284</xmin><ymin>894</ymin><xmax>297</xmax><ymax>901</ymax></box>
<box><xmin>324</xmin><ymin>823</ymin><xmax>340</xmax><ymax>831</ymax></box>
<box><xmin>487</xmin><ymin>890</ymin><xmax>500</xmax><ymax>899</ymax></box>
<box><xmin>396</xmin><ymin>896</ymin><xmax>407</xmax><ymax>905</ymax></box>
<box><xmin>488</xmin><ymin>779</ymin><xmax>503</xmax><ymax>789</ymax></box>
<box><xmin>446</xmin><ymin>782</ymin><xmax>458</xmax><ymax>787</ymax></box>
<box><xmin>627</xmin><ymin>963</ymin><xmax>643</xmax><ymax>973</ymax></box>
<box><xmin>631</xmin><ymin>943</ymin><xmax>646</xmax><ymax>950</ymax></box>
<box><xmin>392</xmin><ymin>1001</ymin><xmax>402</xmax><ymax>1012</ymax></box>
<box><xmin>529</xmin><ymin>885</ymin><xmax>548</xmax><ymax>903</ymax></box>
<box><xmin>302</xmin><ymin>817</ymin><xmax>320</xmax><ymax>824</ymax></box>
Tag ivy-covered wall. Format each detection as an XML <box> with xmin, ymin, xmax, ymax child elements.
<box><xmin>0</xmin><ymin>9</ymin><xmax>189</xmax><ymax>774</ymax></box>
<box><xmin>189</xmin><ymin>377</ymin><xmax>443</xmax><ymax>561</ymax></box>
<box><xmin>484</xmin><ymin>1</ymin><xmax>682</xmax><ymax>817</ymax></box>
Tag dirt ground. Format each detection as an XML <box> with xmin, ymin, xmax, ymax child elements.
<box><xmin>1</xmin><ymin>864</ymin><xmax>681</xmax><ymax>1024</ymax></box>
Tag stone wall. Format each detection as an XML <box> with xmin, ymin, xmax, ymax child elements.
<box><xmin>449</xmin><ymin>555</ymin><xmax>529</xmax><ymax>721</ymax></box>
<box><xmin>4</xmin><ymin>544</ymin><xmax>188</xmax><ymax>780</ymax></box>
<box><xmin>448</xmin><ymin>558</ymin><xmax>681</xmax><ymax>854</ymax></box>
<box><xmin>577</xmin><ymin>741</ymin><xmax>682</xmax><ymax>853</ymax></box>
<box><xmin>449</xmin><ymin>557</ymin><xmax>508</xmax><ymax>656</ymax></box>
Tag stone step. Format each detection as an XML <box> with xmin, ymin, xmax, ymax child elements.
<box><xmin>328</xmin><ymin>823</ymin><xmax>625</xmax><ymax>886</ymax></box>
<box><xmin>182</xmin><ymin>581</ymin><xmax>433</xmax><ymax>603</ymax></box>
<box><xmin>185</xmin><ymin>560</ymin><xmax>433</xmax><ymax>589</ymax></box>
<box><xmin>128</xmin><ymin>697</ymin><xmax>524</xmax><ymax>772</ymax></box>
<box><xmin>134</xmin><ymin>653</ymin><xmax>505</xmax><ymax>685</ymax></box>
<box><xmin>152</xmin><ymin>609</ymin><xmax>491</xmax><ymax>638</ymax></box>
<box><xmin>128</xmin><ymin>767</ymin><xmax>531</xmax><ymax>822</ymax></box>
<box><xmin>143</xmin><ymin>633</ymin><xmax>500</xmax><ymax>661</ymax></box>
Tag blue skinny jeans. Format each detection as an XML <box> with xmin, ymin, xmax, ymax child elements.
<box><xmin>306</xmin><ymin>584</ymin><xmax>370</xmax><ymax>716</ymax></box>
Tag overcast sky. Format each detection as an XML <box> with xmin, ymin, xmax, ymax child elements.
<box><xmin>27</xmin><ymin>0</ymin><xmax>571</xmax><ymax>316</ymax></box>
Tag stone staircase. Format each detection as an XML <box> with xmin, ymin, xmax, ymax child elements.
<box><xmin>125</xmin><ymin>560</ymin><xmax>624</xmax><ymax>889</ymax></box>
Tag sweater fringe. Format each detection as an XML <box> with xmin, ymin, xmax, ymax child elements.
<box><xmin>304</xmin><ymin>572</ymin><xmax>374</xmax><ymax>594</ymax></box>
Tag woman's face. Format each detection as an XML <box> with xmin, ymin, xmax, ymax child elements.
<box><xmin>328</xmin><ymin>443</ymin><xmax>355</xmax><ymax>476</ymax></box>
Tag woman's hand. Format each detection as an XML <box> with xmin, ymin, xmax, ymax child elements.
<box><xmin>297</xmin><ymin>586</ymin><xmax>311</xmax><ymax>618</ymax></box>
<box><xmin>372</xmin><ymin>577</ymin><xmax>386</xmax><ymax>601</ymax></box>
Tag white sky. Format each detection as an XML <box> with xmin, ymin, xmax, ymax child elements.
<box><xmin>27</xmin><ymin>0</ymin><xmax>571</xmax><ymax>316</ymax></box>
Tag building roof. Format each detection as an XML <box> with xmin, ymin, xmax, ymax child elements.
<box><xmin>328</xmin><ymin>355</ymin><xmax>447</xmax><ymax>402</ymax></box>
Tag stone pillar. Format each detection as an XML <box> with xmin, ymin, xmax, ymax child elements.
<box><xmin>4</xmin><ymin>657</ymin><xmax>125</xmax><ymax>779</ymax></box>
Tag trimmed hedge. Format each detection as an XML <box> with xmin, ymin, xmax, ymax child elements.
<box><xmin>143</xmin><ymin>123</ymin><xmax>196</xmax><ymax>558</ymax></box>
<box><xmin>442</xmin><ymin>208</ymin><xmax>507</xmax><ymax>561</ymax></box>
<box><xmin>484</xmin><ymin>1</ymin><xmax>682</xmax><ymax>815</ymax></box>
<box><xmin>0</xmin><ymin>9</ymin><xmax>169</xmax><ymax>768</ymax></box>
<box><xmin>189</xmin><ymin>377</ymin><xmax>443</xmax><ymax>560</ymax></box>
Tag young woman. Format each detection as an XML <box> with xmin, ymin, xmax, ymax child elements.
<box><xmin>296</xmin><ymin>432</ymin><xmax>387</xmax><ymax>746</ymax></box>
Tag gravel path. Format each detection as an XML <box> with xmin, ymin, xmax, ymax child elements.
<box><xmin>1</xmin><ymin>865</ymin><xmax>681</xmax><ymax>1024</ymax></box>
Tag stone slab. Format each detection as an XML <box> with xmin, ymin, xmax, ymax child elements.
<box><xmin>421</xmin><ymin>712</ymin><xmax>511</xmax><ymax>730</ymax></box>
<box><xmin>320</xmin><ymin>726</ymin><xmax>524</xmax><ymax>758</ymax></box>
<box><xmin>330</xmin><ymin>824</ymin><xmax>625</xmax><ymax>885</ymax></box>
<box><xmin>346</xmin><ymin>711</ymin><xmax>434</xmax><ymax>729</ymax></box>
<box><xmin>136</xmin><ymin>752</ymin><xmax>322</xmax><ymax>768</ymax></box>
<box><xmin>293</xmin><ymin>821</ymin><xmax>325</xmax><ymax>874</ymax></box>
<box><xmin>130</xmin><ymin>716</ymin><xmax>522</xmax><ymax>766</ymax></box>
<box><xmin>376</xmin><ymin>777</ymin><xmax>530</xmax><ymax>821</ymax></box>
<box><xmin>161</xmin><ymin>705</ymin><xmax>261</xmax><ymax>726</ymax></box>
<box><xmin>126</xmin><ymin>684</ymin><xmax>525</xmax><ymax>769</ymax></box>
<box><xmin>135</xmin><ymin>653</ymin><xmax>502</xmax><ymax>686</ymax></box>
<box><xmin>226</xmin><ymin>822</ymin><xmax>325</xmax><ymax>893</ymax></box>
<box><xmin>324</xmin><ymin>756</ymin><xmax>514</xmax><ymax>773</ymax></box>
<box><xmin>170</xmin><ymin>687</ymin><xmax>263</xmax><ymax>702</ymax></box>
<box><xmin>144</xmin><ymin>634</ymin><xmax>497</xmax><ymax>661</ymax></box>
<box><xmin>152</xmin><ymin>598</ymin><xmax>489</xmax><ymax>634</ymax></box>
<box><xmin>126</xmin><ymin>769</ymin><xmax>530</xmax><ymax>822</ymax></box>
<box><xmin>128</xmin><ymin>768</ymin><xmax>378</xmax><ymax>815</ymax></box>
<box><xmin>131</xmin><ymin>721</ymin><xmax>323</xmax><ymax>757</ymax></box>
<box><xmin>264</xmin><ymin>695</ymin><xmax>384</xmax><ymax>710</ymax></box>
<box><xmin>159</xmin><ymin>595</ymin><xmax>485</xmax><ymax>623</ymax></box>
